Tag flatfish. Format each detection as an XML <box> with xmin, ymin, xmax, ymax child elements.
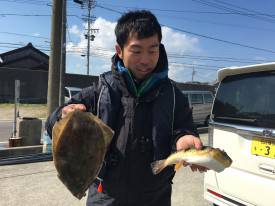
<box><xmin>52</xmin><ymin>110</ymin><xmax>114</xmax><ymax>199</ymax></box>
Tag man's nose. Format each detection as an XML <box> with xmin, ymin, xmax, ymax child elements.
<box><xmin>140</xmin><ymin>53</ymin><xmax>150</xmax><ymax>65</ymax></box>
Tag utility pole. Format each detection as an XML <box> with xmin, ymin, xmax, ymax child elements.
<box><xmin>191</xmin><ymin>65</ymin><xmax>196</xmax><ymax>82</ymax></box>
<box><xmin>74</xmin><ymin>0</ymin><xmax>98</xmax><ymax>75</ymax></box>
<box><xmin>59</xmin><ymin>0</ymin><xmax>67</xmax><ymax>105</ymax></box>
<box><xmin>47</xmin><ymin>0</ymin><xmax>63</xmax><ymax>115</ymax></box>
<box><xmin>12</xmin><ymin>80</ymin><xmax>20</xmax><ymax>138</ymax></box>
<box><xmin>85</xmin><ymin>0</ymin><xmax>98</xmax><ymax>75</ymax></box>
<box><xmin>86</xmin><ymin>0</ymin><xmax>91</xmax><ymax>75</ymax></box>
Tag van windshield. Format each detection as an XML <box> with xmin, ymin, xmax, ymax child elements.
<box><xmin>212</xmin><ymin>71</ymin><xmax>275</xmax><ymax>128</ymax></box>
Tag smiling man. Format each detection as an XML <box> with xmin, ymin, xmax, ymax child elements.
<box><xmin>46</xmin><ymin>10</ymin><xmax>205</xmax><ymax>206</ymax></box>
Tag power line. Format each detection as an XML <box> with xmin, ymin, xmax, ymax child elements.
<box><xmin>0</xmin><ymin>13</ymin><xmax>51</xmax><ymax>17</ymax></box>
<box><xmin>170</xmin><ymin>62</ymin><xmax>220</xmax><ymax>69</ymax></box>
<box><xmin>213</xmin><ymin>0</ymin><xmax>275</xmax><ymax>19</ymax></box>
<box><xmin>192</xmin><ymin>0</ymin><xmax>275</xmax><ymax>24</ymax></box>
<box><xmin>96</xmin><ymin>4</ymin><xmax>275</xmax><ymax>54</ymax></box>
<box><xmin>66</xmin><ymin>44</ymin><xmax>274</xmax><ymax>64</ymax></box>
<box><xmin>96</xmin><ymin>5</ymin><xmax>123</xmax><ymax>14</ymax></box>
<box><xmin>0</xmin><ymin>13</ymin><xmax>84</xmax><ymax>21</ymax></box>
<box><xmin>96</xmin><ymin>4</ymin><xmax>275</xmax><ymax>32</ymax></box>
<box><xmin>0</xmin><ymin>43</ymin><xmax>50</xmax><ymax>52</ymax></box>
<box><xmin>165</xmin><ymin>24</ymin><xmax>275</xmax><ymax>54</ymax></box>
<box><xmin>0</xmin><ymin>0</ymin><xmax>50</xmax><ymax>6</ymax></box>
<box><xmin>0</xmin><ymin>32</ymin><xmax>49</xmax><ymax>40</ymax></box>
<box><xmin>1</xmin><ymin>41</ymin><xmax>273</xmax><ymax>65</ymax></box>
<box><xmin>98</xmin><ymin>3</ymin><xmax>275</xmax><ymax>16</ymax></box>
<box><xmin>0</xmin><ymin>0</ymin><xmax>81</xmax><ymax>8</ymax></box>
<box><xmin>170</xmin><ymin>63</ymin><xmax>218</xmax><ymax>71</ymax></box>
<box><xmin>153</xmin><ymin>13</ymin><xmax>275</xmax><ymax>33</ymax></box>
<box><xmin>167</xmin><ymin>54</ymin><xmax>268</xmax><ymax>64</ymax></box>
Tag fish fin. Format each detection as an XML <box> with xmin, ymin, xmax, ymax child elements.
<box><xmin>174</xmin><ymin>162</ymin><xmax>183</xmax><ymax>171</ymax></box>
<box><xmin>151</xmin><ymin>160</ymin><xmax>166</xmax><ymax>175</ymax></box>
<box><xmin>174</xmin><ymin>161</ymin><xmax>188</xmax><ymax>172</ymax></box>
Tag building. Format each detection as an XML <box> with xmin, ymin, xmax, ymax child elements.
<box><xmin>0</xmin><ymin>43</ymin><xmax>98</xmax><ymax>103</ymax></box>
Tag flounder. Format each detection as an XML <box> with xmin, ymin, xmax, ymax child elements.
<box><xmin>151</xmin><ymin>146</ymin><xmax>232</xmax><ymax>175</ymax></box>
<box><xmin>52</xmin><ymin>110</ymin><xmax>114</xmax><ymax>199</ymax></box>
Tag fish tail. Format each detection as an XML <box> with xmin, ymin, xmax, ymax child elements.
<box><xmin>151</xmin><ymin>159</ymin><xmax>166</xmax><ymax>175</ymax></box>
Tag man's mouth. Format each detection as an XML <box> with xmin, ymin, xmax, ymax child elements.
<box><xmin>137</xmin><ymin>68</ymin><xmax>151</xmax><ymax>73</ymax></box>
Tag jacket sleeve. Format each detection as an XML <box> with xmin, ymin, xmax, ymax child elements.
<box><xmin>172</xmin><ymin>86</ymin><xmax>199</xmax><ymax>148</ymax></box>
<box><xmin>45</xmin><ymin>84</ymin><xmax>99</xmax><ymax>138</ymax></box>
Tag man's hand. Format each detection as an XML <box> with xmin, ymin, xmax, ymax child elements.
<box><xmin>61</xmin><ymin>104</ymin><xmax>86</xmax><ymax>119</ymax></box>
<box><xmin>176</xmin><ymin>135</ymin><xmax>208</xmax><ymax>173</ymax></box>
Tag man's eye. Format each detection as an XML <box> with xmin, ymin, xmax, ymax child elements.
<box><xmin>132</xmin><ymin>51</ymin><xmax>141</xmax><ymax>54</ymax></box>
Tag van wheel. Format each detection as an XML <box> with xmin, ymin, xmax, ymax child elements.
<box><xmin>204</xmin><ymin>115</ymin><xmax>210</xmax><ymax>126</ymax></box>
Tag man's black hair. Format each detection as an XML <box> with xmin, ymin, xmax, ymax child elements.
<box><xmin>115</xmin><ymin>10</ymin><xmax>162</xmax><ymax>49</ymax></box>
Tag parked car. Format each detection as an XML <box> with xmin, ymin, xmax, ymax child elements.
<box><xmin>182</xmin><ymin>90</ymin><xmax>214</xmax><ymax>126</ymax></box>
<box><xmin>204</xmin><ymin>62</ymin><xmax>275</xmax><ymax>206</ymax></box>
<box><xmin>64</xmin><ymin>86</ymin><xmax>82</xmax><ymax>102</ymax></box>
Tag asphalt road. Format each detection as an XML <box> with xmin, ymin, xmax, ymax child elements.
<box><xmin>0</xmin><ymin>133</ymin><xmax>210</xmax><ymax>206</ymax></box>
<box><xmin>0</xmin><ymin>131</ymin><xmax>210</xmax><ymax>206</ymax></box>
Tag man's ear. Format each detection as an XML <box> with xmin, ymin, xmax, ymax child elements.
<box><xmin>115</xmin><ymin>44</ymin><xmax>123</xmax><ymax>59</ymax></box>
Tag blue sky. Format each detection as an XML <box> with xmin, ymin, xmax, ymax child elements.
<box><xmin>1</xmin><ymin>0</ymin><xmax>275</xmax><ymax>83</ymax></box>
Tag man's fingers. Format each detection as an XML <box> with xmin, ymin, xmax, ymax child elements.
<box><xmin>74</xmin><ymin>104</ymin><xmax>86</xmax><ymax>111</ymax></box>
<box><xmin>193</xmin><ymin>138</ymin><xmax>203</xmax><ymax>150</ymax></box>
<box><xmin>61</xmin><ymin>104</ymin><xmax>86</xmax><ymax>118</ymax></box>
<box><xmin>176</xmin><ymin>135</ymin><xmax>203</xmax><ymax>151</ymax></box>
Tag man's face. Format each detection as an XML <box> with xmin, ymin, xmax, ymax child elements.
<box><xmin>116</xmin><ymin>33</ymin><xmax>160</xmax><ymax>81</ymax></box>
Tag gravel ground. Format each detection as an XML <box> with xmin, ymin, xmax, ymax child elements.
<box><xmin>0</xmin><ymin>104</ymin><xmax>47</xmax><ymax>120</ymax></box>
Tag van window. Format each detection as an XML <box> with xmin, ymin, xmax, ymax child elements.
<box><xmin>191</xmin><ymin>94</ymin><xmax>203</xmax><ymax>104</ymax></box>
<box><xmin>212</xmin><ymin>71</ymin><xmax>275</xmax><ymax>128</ymax></box>
<box><xmin>203</xmin><ymin>93</ymin><xmax>213</xmax><ymax>103</ymax></box>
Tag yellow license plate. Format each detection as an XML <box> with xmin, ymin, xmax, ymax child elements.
<box><xmin>251</xmin><ymin>137</ymin><xmax>275</xmax><ymax>159</ymax></box>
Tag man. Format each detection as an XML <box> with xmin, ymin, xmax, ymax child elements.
<box><xmin>46</xmin><ymin>10</ymin><xmax>206</xmax><ymax>206</ymax></box>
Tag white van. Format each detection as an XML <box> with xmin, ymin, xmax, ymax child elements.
<box><xmin>182</xmin><ymin>90</ymin><xmax>214</xmax><ymax>126</ymax></box>
<box><xmin>204</xmin><ymin>62</ymin><xmax>275</xmax><ymax>206</ymax></box>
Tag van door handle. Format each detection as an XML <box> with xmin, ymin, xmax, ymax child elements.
<box><xmin>259</xmin><ymin>164</ymin><xmax>275</xmax><ymax>175</ymax></box>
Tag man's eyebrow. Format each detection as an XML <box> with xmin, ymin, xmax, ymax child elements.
<box><xmin>129</xmin><ymin>44</ymin><xmax>159</xmax><ymax>49</ymax></box>
<box><xmin>129</xmin><ymin>44</ymin><xmax>142</xmax><ymax>49</ymax></box>
<box><xmin>150</xmin><ymin>44</ymin><xmax>159</xmax><ymax>48</ymax></box>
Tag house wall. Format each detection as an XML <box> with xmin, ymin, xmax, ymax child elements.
<box><xmin>0</xmin><ymin>67</ymin><xmax>98</xmax><ymax>103</ymax></box>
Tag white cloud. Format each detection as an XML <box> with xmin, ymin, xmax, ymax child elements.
<box><xmin>32</xmin><ymin>32</ymin><xmax>40</xmax><ymax>37</ymax></box>
<box><xmin>254</xmin><ymin>56</ymin><xmax>269</xmax><ymax>61</ymax></box>
<box><xmin>91</xmin><ymin>17</ymin><xmax>116</xmax><ymax>51</ymax></box>
<box><xmin>168</xmin><ymin>63</ymin><xmax>193</xmax><ymax>82</ymax></box>
<box><xmin>69</xmin><ymin>25</ymin><xmax>81</xmax><ymax>35</ymax></box>
<box><xmin>67</xmin><ymin>17</ymin><xmax>116</xmax><ymax>59</ymax></box>
<box><xmin>162</xmin><ymin>26</ymin><xmax>200</xmax><ymax>54</ymax></box>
